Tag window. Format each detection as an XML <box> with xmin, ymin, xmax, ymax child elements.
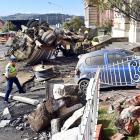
<box><xmin>85</xmin><ymin>57</ymin><xmax>91</xmax><ymax>65</ymax></box>
<box><xmin>120</xmin><ymin>50</ymin><xmax>134</xmax><ymax>60</ymax></box>
<box><xmin>85</xmin><ymin>55</ymin><xmax>104</xmax><ymax>66</ymax></box>
<box><xmin>108</xmin><ymin>53</ymin><xmax>127</xmax><ymax>64</ymax></box>
<box><xmin>122</xmin><ymin>50</ymin><xmax>134</xmax><ymax>56</ymax></box>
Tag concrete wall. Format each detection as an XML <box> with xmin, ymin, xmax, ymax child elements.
<box><xmin>99</xmin><ymin>10</ymin><xmax>114</xmax><ymax>25</ymax></box>
<box><xmin>129</xmin><ymin>21</ymin><xmax>140</xmax><ymax>43</ymax></box>
<box><xmin>112</xmin><ymin>12</ymin><xmax>130</xmax><ymax>37</ymax></box>
<box><xmin>84</xmin><ymin>0</ymin><xmax>113</xmax><ymax>28</ymax></box>
<box><xmin>84</xmin><ymin>0</ymin><xmax>140</xmax><ymax>43</ymax></box>
<box><xmin>84</xmin><ymin>0</ymin><xmax>98</xmax><ymax>28</ymax></box>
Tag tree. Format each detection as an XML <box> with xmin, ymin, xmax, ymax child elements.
<box><xmin>88</xmin><ymin>0</ymin><xmax>140</xmax><ymax>22</ymax></box>
<box><xmin>2</xmin><ymin>21</ymin><xmax>16</xmax><ymax>32</ymax></box>
<box><xmin>63</xmin><ymin>17</ymin><xmax>84</xmax><ymax>32</ymax></box>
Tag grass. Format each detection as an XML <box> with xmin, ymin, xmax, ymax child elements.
<box><xmin>98</xmin><ymin>108</ymin><xmax>118</xmax><ymax>140</ymax></box>
<box><xmin>98</xmin><ymin>108</ymin><xmax>140</xmax><ymax>140</ymax></box>
<box><xmin>127</xmin><ymin>136</ymin><xmax>140</xmax><ymax>140</ymax></box>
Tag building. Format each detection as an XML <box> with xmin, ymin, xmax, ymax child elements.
<box><xmin>84</xmin><ymin>0</ymin><xmax>98</xmax><ymax>28</ymax></box>
<box><xmin>84</xmin><ymin>0</ymin><xmax>113</xmax><ymax>28</ymax></box>
<box><xmin>84</xmin><ymin>0</ymin><xmax>140</xmax><ymax>43</ymax></box>
<box><xmin>0</xmin><ymin>19</ymin><xmax>4</xmax><ymax>32</ymax></box>
<box><xmin>112</xmin><ymin>12</ymin><xmax>130</xmax><ymax>38</ymax></box>
<box><xmin>111</xmin><ymin>6</ymin><xmax>140</xmax><ymax>43</ymax></box>
<box><xmin>129</xmin><ymin>20</ymin><xmax>140</xmax><ymax>43</ymax></box>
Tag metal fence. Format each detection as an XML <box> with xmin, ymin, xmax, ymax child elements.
<box><xmin>77</xmin><ymin>56</ymin><xmax>140</xmax><ymax>140</ymax></box>
<box><xmin>100</xmin><ymin>55</ymin><xmax>140</xmax><ymax>87</ymax></box>
<box><xmin>78</xmin><ymin>69</ymin><xmax>100</xmax><ymax>140</ymax></box>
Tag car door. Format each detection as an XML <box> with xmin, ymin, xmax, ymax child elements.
<box><xmin>106</xmin><ymin>52</ymin><xmax>138</xmax><ymax>86</ymax></box>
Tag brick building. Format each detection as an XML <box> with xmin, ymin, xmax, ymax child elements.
<box><xmin>0</xmin><ymin>19</ymin><xmax>4</xmax><ymax>32</ymax></box>
<box><xmin>84</xmin><ymin>0</ymin><xmax>113</xmax><ymax>28</ymax></box>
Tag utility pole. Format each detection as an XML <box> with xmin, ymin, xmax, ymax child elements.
<box><xmin>48</xmin><ymin>2</ymin><xmax>64</xmax><ymax>25</ymax></box>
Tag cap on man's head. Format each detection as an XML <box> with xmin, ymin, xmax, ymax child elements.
<box><xmin>9</xmin><ymin>55</ymin><xmax>17</xmax><ymax>62</ymax></box>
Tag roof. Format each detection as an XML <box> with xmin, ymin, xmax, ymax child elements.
<box><xmin>80</xmin><ymin>48</ymin><xmax>130</xmax><ymax>58</ymax></box>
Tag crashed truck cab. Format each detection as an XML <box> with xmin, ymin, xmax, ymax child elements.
<box><xmin>6</xmin><ymin>19</ymin><xmax>86</xmax><ymax>66</ymax></box>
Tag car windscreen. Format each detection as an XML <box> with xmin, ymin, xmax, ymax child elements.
<box><xmin>121</xmin><ymin>50</ymin><xmax>134</xmax><ymax>56</ymax></box>
<box><xmin>108</xmin><ymin>51</ymin><xmax>133</xmax><ymax>65</ymax></box>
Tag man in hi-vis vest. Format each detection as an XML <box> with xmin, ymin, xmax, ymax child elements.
<box><xmin>4</xmin><ymin>56</ymin><xmax>25</xmax><ymax>103</ymax></box>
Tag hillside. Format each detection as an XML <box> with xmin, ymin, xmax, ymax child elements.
<box><xmin>0</xmin><ymin>13</ymin><xmax>84</xmax><ymax>25</ymax></box>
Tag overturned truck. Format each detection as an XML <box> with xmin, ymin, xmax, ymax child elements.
<box><xmin>6</xmin><ymin>20</ymin><xmax>85</xmax><ymax>65</ymax></box>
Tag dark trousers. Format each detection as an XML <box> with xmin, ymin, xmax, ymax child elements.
<box><xmin>4</xmin><ymin>77</ymin><xmax>23</xmax><ymax>101</ymax></box>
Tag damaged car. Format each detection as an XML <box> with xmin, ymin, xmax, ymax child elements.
<box><xmin>75</xmin><ymin>48</ymin><xmax>140</xmax><ymax>92</ymax></box>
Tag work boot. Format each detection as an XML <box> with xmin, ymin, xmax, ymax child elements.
<box><xmin>19</xmin><ymin>90</ymin><xmax>26</xmax><ymax>94</ymax></box>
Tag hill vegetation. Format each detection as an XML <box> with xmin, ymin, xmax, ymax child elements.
<box><xmin>0</xmin><ymin>13</ymin><xmax>84</xmax><ymax>25</ymax></box>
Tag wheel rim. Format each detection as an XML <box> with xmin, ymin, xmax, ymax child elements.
<box><xmin>79</xmin><ymin>80</ymin><xmax>89</xmax><ymax>92</ymax></box>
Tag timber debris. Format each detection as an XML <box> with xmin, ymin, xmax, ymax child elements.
<box><xmin>112</xmin><ymin>94</ymin><xmax>140</xmax><ymax>136</ymax></box>
<box><xmin>6</xmin><ymin>20</ymin><xmax>92</xmax><ymax>65</ymax></box>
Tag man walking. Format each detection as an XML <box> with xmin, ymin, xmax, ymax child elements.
<box><xmin>4</xmin><ymin>56</ymin><xmax>25</xmax><ymax>103</ymax></box>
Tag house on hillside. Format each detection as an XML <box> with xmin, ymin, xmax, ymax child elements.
<box><xmin>0</xmin><ymin>19</ymin><xmax>4</xmax><ymax>32</ymax></box>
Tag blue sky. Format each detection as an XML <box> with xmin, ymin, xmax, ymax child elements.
<box><xmin>0</xmin><ymin>0</ymin><xmax>84</xmax><ymax>16</ymax></box>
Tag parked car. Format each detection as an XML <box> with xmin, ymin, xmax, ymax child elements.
<box><xmin>75</xmin><ymin>48</ymin><xmax>140</xmax><ymax>92</ymax></box>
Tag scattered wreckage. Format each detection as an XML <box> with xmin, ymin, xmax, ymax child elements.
<box><xmin>0</xmin><ymin>69</ymin><xmax>99</xmax><ymax>140</ymax></box>
<box><xmin>0</xmin><ymin>83</ymin><xmax>85</xmax><ymax>139</ymax></box>
<box><xmin>112</xmin><ymin>94</ymin><xmax>140</xmax><ymax>136</ymax></box>
<box><xmin>5</xmin><ymin>20</ymin><xmax>90</xmax><ymax>65</ymax></box>
<box><xmin>27</xmin><ymin>83</ymin><xmax>83</xmax><ymax>133</ymax></box>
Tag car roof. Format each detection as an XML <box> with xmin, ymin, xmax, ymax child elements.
<box><xmin>80</xmin><ymin>48</ymin><xmax>130</xmax><ymax>58</ymax></box>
